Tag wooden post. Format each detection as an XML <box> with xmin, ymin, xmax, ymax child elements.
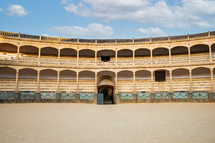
<box><xmin>77</xmin><ymin>50</ymin><xmax>79</xmax><ymax>66</ymax></box>
<box><xmin>38</xmin><ymin>48</ymin><xmax>41</xmax><ymax>63</ymax></box>
<box><xmin>15</xmin><ymin>69</ymin><xmax>19</xmax><ymax>92</ymax></box>
<box><xmin>188</xmin><ymin>46</ymin><xmax>191</xmax><ymax>63</ymax></box>
<box><xmin>17</xmin><ymin>46</ymin><xmax>20</xmax><ymax>62</ymax></box>
<box><xmin>169</xmin><ymin>48</ymin><xmax>171</xmax><ymax>64</ymax></box>
<box><xmin>58</xmin><ymin>49</ymin><xmax>60</xmax><ymax>64</ymax></box>
<box><xmin>95</xmin><ymin>51</ymin><xmax>97</xmax><ymax>65</ymax></box>
<box><xmin>115</xmin><ymin>50</ymin><xmax>118</xmax><ymax>65</ymax></box>
<box><xmin>150</xmin><ymin>49</ymin><xmax>153</xmax><ymax>65</ymax></box>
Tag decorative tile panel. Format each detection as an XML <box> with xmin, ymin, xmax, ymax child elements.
<box><xmin>120</xmin><ymin>93</ymin><xmax>133</xmax><ymax>99</ymax></box>
<box><xmin>192</xmin><ymin>92</ymin><xmax>208</xmax><ymax>99</ymax></box>
<box><xmin>213</xmin><ymin>93</ymin><xmax>215</xmax><ymax>99</ymax></box>
<box><xmin>41</xmin><ymin>92</ymin><xmax>56</xmax><ymax>99</ymax></box>
<box><xmin>173</xmin><ymin>92</ymin><xmax>188</xmax><ymax>99</ymax></box>
<box><xmin>155</xmin><ymin>93</ymin><xmax>168</xmax><ymax>99</ymax></box>
<box><xmin>0</xmin><ymin>92</ymin><xmax>15</xmax><ymax>99</ymax></box>
<box><xmin>79</xmin><ymin>93</ymin><xmax>94</xmax><ymax>100</ymax></box>
<box><xmin>60</xmin><ymin>92</ymin><xmax>75</xmax><ymax>99</ymax></box>
<box><xmin>19</xmin><ymin>92</ymin><xmax>36</xmax><ymax>99</ymax></box>
<box><xmin>137</xmin><ymin>93</ymin><xmax>151</xmax><ymax>99</ymax></box>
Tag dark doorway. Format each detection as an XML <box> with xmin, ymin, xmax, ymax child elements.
<box><xmin>98</xmin><ymin>86</ymin><xmax>113</xmax><ymax>104</ymax></box>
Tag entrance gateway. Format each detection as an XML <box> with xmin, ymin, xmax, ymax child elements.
<box><xmin>97</xmin><ymin>76</ymin><xmax>116</xmax><ymax>104</ymax></box>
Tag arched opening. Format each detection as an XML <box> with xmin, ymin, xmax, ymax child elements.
<box><xmin>97</xmin><ymin>71</ymin><xmax>115</xmax><ymax>104</ymax></box>
<box><xmin>19</xmin><ymin>68</ymin><xmax>37</xmax><ymax>91</ymax></box>
<box><xmin>135</xmin><ymin>70</ymin><xmax>151</xmax><ymax>92</ymax></box>
<box><xmin>153</xmin><ymin>69</ymin><xmax>170</xmax><ymax>92</ymax></box>
<box><xmin>19</xmin><ymin>46</ymin><xmax>39</xmax><ymax>63</ymax></box>
<box><xmin>117</xmin><ymin>49</ymin><xmax>133</xmax><ymax>65</ymax></box>
<box><xmin>190</xmin><ymin>44</ymin><xmax>209</xmax><ymax>62</ymax></box>
<box><xmin>192</xmin><ymin>67</ymin><xmax>211</xmax><ymax>91</ymax></box>
<box><xmin>79</xmin><ymin>49</ymin><xmax>95</xmax><ymax>65</ymax></box>
<box><xmin>0</xmin><ymin>67</ymin><xmax>16</xmax><ymax>91</ymax></box>
<box><xmin>172</xmin><ymin>68</ymin><xmax>189</xmax><ymax>91</ymax></box>
<box><xmin>0</xmin><ymin>43</ymin><xmax>17</xmax><ymax>61</ymax></box>
<box><xmin>40</xmin><ymin>69</ymin><xmax>57</xmax><ymax>92</ymax></box>
<box><xmin>97</xmin><ymin>50</ymin><xmax>115</xmax><ymax>66</ymax></box>
<box><xmin>212</xmin><ymin>43</ymin><xmax>215</xmax><ymax>61</ymax></box>
<box><xmin>152</xmin><ymin>48</ymin><xmax>169</xmax><ymax>64</ymax></box>
<box><xmin>60</xmin><ymin>70</ymin><xmax>76</xmax><ymax>93</ymax></box>
<box><xmin>135</xmin><ymin>48</ymin><xmax>151</xmax><ymax>65</ymax></box>
<box><xmin>118</xmin><ymin>70</ymin><xmax>133</xmax><ymax>93</ymax></box>
<box><xmin>41</xmin><ymin>47</ymin><xmax>58</xmax><ymax>64</ymax></box>
<box><xmin>79</xmin><ymin>71</ymin><xmax>95</xmax><ymax>93</ymax></box>
<box><xmin>60</xmin><ymin>48</ymin><xmax>77</xmax><ymax>65</ymax></box>
<box><xmin>171</xmin><ymin>46</ymin><xmax>189</xmax><ymax>63</ymax></box>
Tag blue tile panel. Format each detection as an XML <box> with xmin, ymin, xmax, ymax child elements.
<box><xmin>192</xmin><ymin>92</ymin><xmax>208</xmax><ymax>99</ymax></box>
<box><xmin>173</xmin><ymin>92</ymin><xmax>188</xmax><ymax>99</ymax></box>
<box><xmin>120</xmin><ymin>93</ymin><xmax>133</xmax><ymax>99</ymax></box>
<box><xmin>0</xmin><ymin>92</ymin><xmax>15</xmax><ymax>99</ymax></box>
<box><xmin>60</xmin><ymin>93</ymin><xmax>75</xmax><ymax>99</ymax></box>
<box><xmin>20</xmin><ymin>92</ymin><xmax>36</xmax><ymax>99</ymax></box>
<box><xmin>155</xmin><ymin>93</ymin><xmax>168</xmax><ymax>99</ymax></box>
<box><xmin>213</xmin><ymin>93</ymin><xmax>215</xmax><ymax>99</ymax></box>
<box><xmin>137</xmin><ymin>93</ymin><xmax>151</xmax><ymax>99</ymax></box>
<box><xmin>41</xmin><ymin>92</ymin><xmax>56</xmax><ymax>99</ymax></box>
<box><xmin>79</xmin><ymin>93</ymin><xmax>94</xmax><ymax>99</ymax></box>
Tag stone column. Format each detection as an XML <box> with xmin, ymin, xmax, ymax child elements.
<box><xmin>169</xmin><ymin>49</ymin><xmax>172</xmax><ymax>64</ymax></box>
<box><xmin>115</xmin><ymin>50</ymin><xmax>118</xmax><ymax>65</ymax></box>
<box><xmin>150</xmin><ymin>49</ymin><xmax>153</xmax><ymax>65</ymax></box>
<box><xmin>76</xmin><ymin>72</ymin><xmax>79</xmax><ymax>101</ymax></box>
<box><xmin>95</xmin><ymin>51</ymin><xmax>97</xmax><ymax>65</ymax></box>
<box><xmin>94</xmin><ymin>72</ymin><xmax>98</xmax><ymax>104</ymax></box>
<box><xmin>14</xmin><ymin>69</ymin><xmax>19</xmax><ymax>101</ymax></box>
<box><xmin>133</xmin><ymin>50</ymin><xmax>135</xmax><ymax>66</ymax></box>
<box><xmin>169</xmin><ymin>70</ymin><xmax>173</xmax><ymax>102</ymax></box>
<box><xmin>151</xmin><ymin>71</ymin><xmax>155</xmax><ymax>101</ymax></box>
<box><xmin>17</xmin><ymin>46</ymin><xmax>20</xmax><ymax>62</ymax></box>
<box><xmin>36</xmin><ymin>70</ymin><xmax>40</xmax><ymax>102</ymax></box>
<box><xmin>56</xmin><ymin>71</ymin><xmax>60</xmax><ymax>101</ymax></box>
<box><xmin>189</xmin><ymin>69</ymin><xmax>192</xmax><ymax>101</ymax></box>
<box><xmin>58</xmin><ymin>49</ymin><xmax>60</xmax><ymax>64</ymax></box>
<box><xmin>115</xmin><ymin>73</ymin><xmax>119</xmax><ymax>104</ymax></box>
<box><xmin>211</xmin><ymin>68</ymin><xmax>214</xmax><ymax>92</ymax></box>
<box><xmin>38</xmin><ymin>48</ymin><xmax>41</xmax><ymax>63</ymax></box>
<box><xmin>188</xmin><ymin>46</ymin><xmax>191</xmax><ymax>63</ymax></box>
<box><xmin>209</xmin><ymin>44</ymin><xmax>212</xmax><ymax>62</ymax></box>
<box><xmin>77</xmin><ymin>50</ymin><xmax>79</xmax><ymax>66</ymax></box>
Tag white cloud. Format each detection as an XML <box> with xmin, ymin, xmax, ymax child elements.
<box><xmin>7</xmin><ymin>5</ymin><xmax>28</xmax><ymax>17</ymax></box>
<box><xmin>0</xmin><ymin>8</ymin><xmax>3</xmax><ymax>12</ymax></box>
<box><xmin>138</xmin><ymin>27</ymin><xmax>167</xmax><ymax>37</ymax></box>
<box><xmin>48</xmin><ymin>23</ymin><xmax>114</xmax><ymax>38</ymax></box>
<box><xmin>62</xmin><ymin>0</ymin><xmax>215</xmax><ymax>29</ymax></box>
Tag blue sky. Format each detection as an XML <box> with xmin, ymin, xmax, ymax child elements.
<box><xmin>0</xmin><ymin>0</ymin><xmax>214</xmax><ymax>39</ymax></box>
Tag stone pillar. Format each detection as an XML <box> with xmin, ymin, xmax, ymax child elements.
<box><xmin>188</xmin><ymin>46</ymin><xmax>191</xmax><ymax>63</ymax></box>
<box><xmin>211</xmin><ymin>68</ymin><xmax>214</xmax><ymax>92</ymax></box>
<box><xmin>115</xmin><ymin>73</ymin><xmax>119</xmax><ymax>104</ymax></box>
<box><xmin>77</xmin><ymin>50</ymin><xmax>79</xmax><ymax>66</ymax></box>
<box><xmin>133</xmin><ymin>50</ymin><xmax>135</xmax><ymax>66</ymax></box>
<box><xmin>36</xmin><ymin>70</ymin><xmax>40</xmax><ymax>102</ymax></box>
<box><xmin>115</xmin><ymin>50</ymin><xmax>118</xmax><ymax>65</ymax></box>
<box><xmin>169</xmin><ymin>49</ymin><xmax>171</xmax><ymax>64</ymax></box>
<box><xmin>151</xmin><ymin>71</ymin><xmax>155</xmax><ymax>101</ymax></box>
<box><xmin>169</xmin><ymin>70</ymin><xmax>173</xmax><ymax>102</ymax></box>
<box><xmin>76</xmin><ymin>72</ymin><xmax>79</xmax><ymax>101</ymax></box>
<box><xmin>56</xmin><ymin>71</ymin><xmax>61</xmax><ymax>102</ymax></box>
<box><xmin>58</xmin><ymin>49</ymin><xmax>60</xmax><ymax>64</ymax></box>
<box><xmin>14</xmin><ymin>69</ymin><xmax>19</xmax><ymax>101</ymax></box>
<box><xmin>150</xmin><ymin>50</ymin><xmax>153</xmax><ymax>65</ymax></box>
<box><xmin>38</xmin><ymin>48</ymin><xmax>41</xmax><ymax>63</ymax></box>
<box><xmin>133</xmin><ymin>71</ymin><xmax>137</xmax><ymax>103</ymax></box>
<box><xmin>17</xmin><ymin>46</ymin><xmax>20</xmax><ymax>62</ymax></box>
<box><xmin>95</xmin><ymin>51</ymin><xmax>97</xmax><ymax>65</ymax></box>
<box><xmin>94</xmin><ymin>72</ymin><xmax>97</xmax><ymax>104</ymax></box>
<box><xmin>189</xmin><ymin>69</ymin><xmax>192</xmax><ymax>101</ymax></box>
<box><xmin>209</xmin><ymin>44</ymin><xmax>212</xmax><ymax>62</ymax></box>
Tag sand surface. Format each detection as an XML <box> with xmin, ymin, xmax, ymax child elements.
<box><xmin>0</xmin><ymin>103</ymin><xmax>215</xmax><ymax>143</ymax></box>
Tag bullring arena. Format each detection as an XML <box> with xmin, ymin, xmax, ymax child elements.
<box><xmin>1</xmin><ymin>31</ymin><xmax>215</xmax><ymax>143</ymax></box>
<box><xmin>0</xmin><ymin>31</ymin><xmax>215</xmax><ymax>103</ymax></box>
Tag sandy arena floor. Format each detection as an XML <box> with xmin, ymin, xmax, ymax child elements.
<box><xmin>0</xmin><ymin>103</ymin><xmax>215</xmax><ymax>143</ymax></box>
